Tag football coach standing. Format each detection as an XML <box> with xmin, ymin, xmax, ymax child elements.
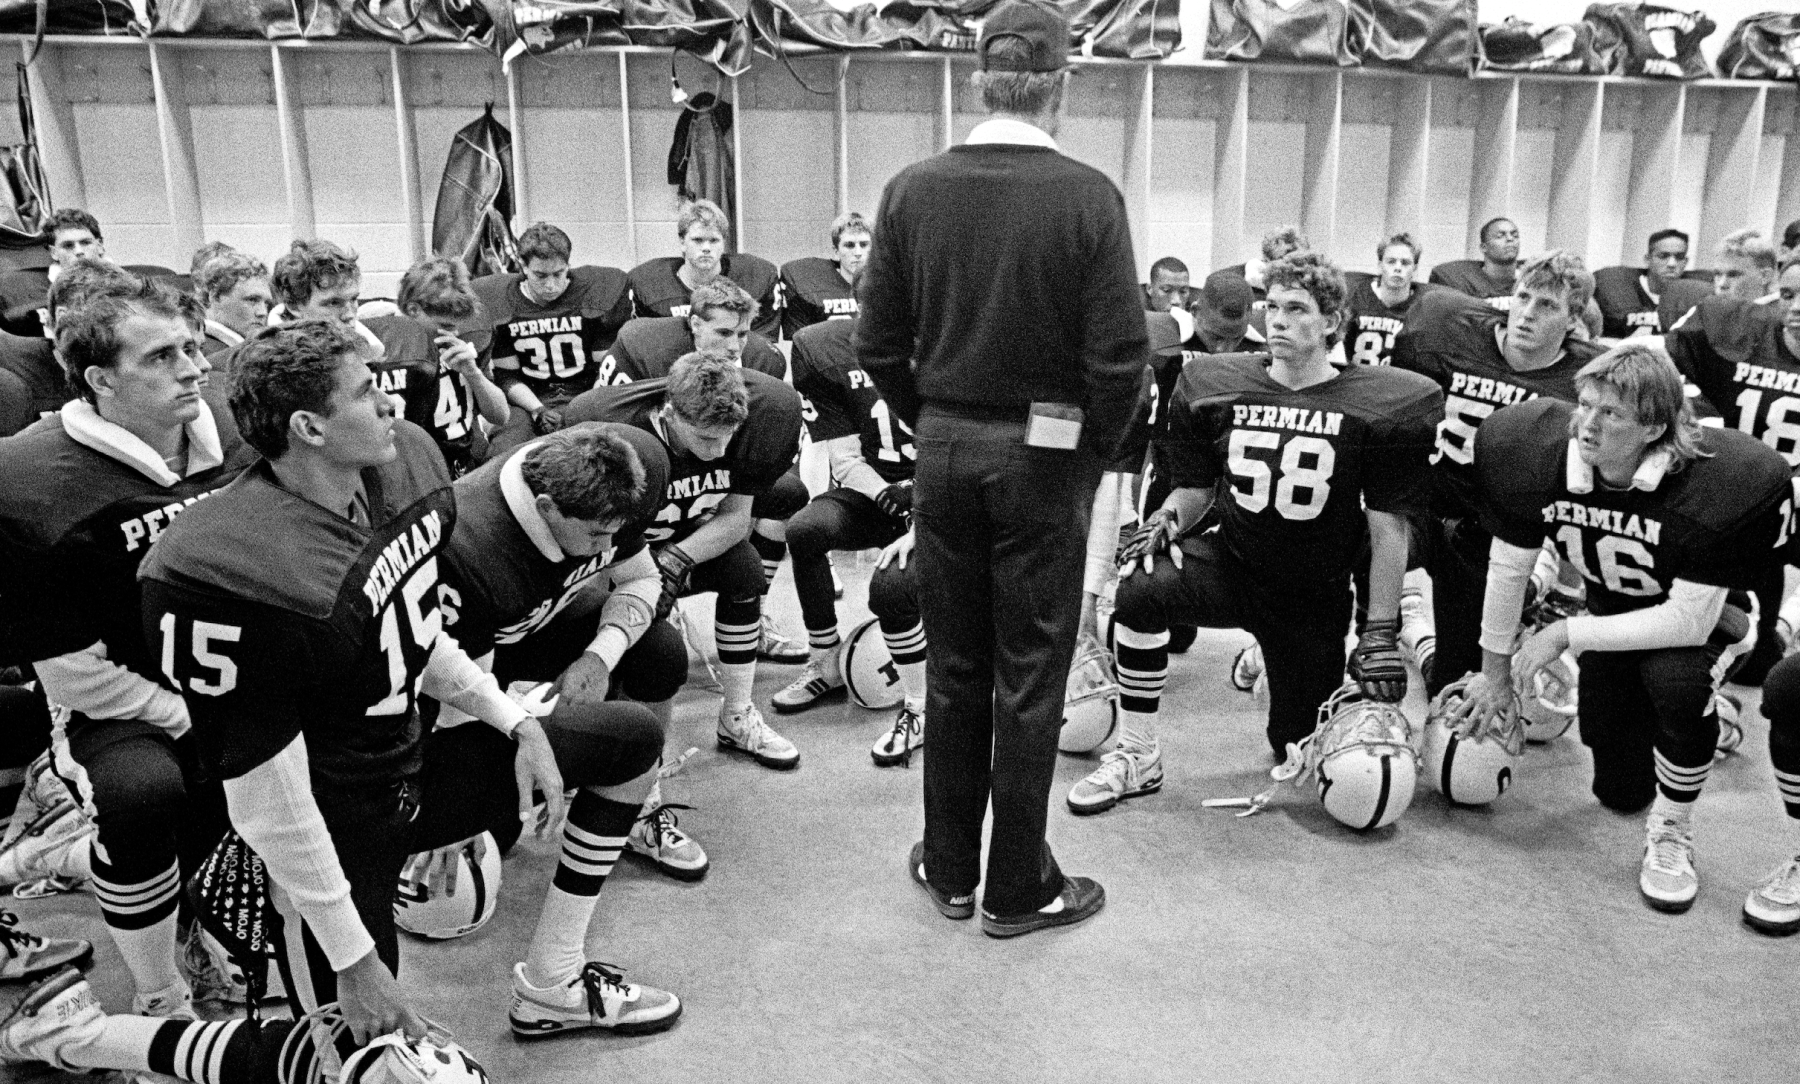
<box><xmin>855</xmin><ymin>0</ymin><xmax>1147</xmax><ymax>938</ymax></box>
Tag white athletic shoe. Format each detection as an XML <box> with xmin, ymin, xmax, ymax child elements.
<box><xmin>1744</xmin><ymin>855</ymin><xmax>1800</xmax><ymax>936</ymax></box>
<box><xmin>0</xmin><ymin>911</ymin><xmax>92</xmax><ymax>983</ymax></box>
<box><xmin>1398</xmin><ymin>587</ymin><xmax>1436</xmax><ymax>677</ymax></box>
<box><xmin>716</xmin><ymin>705</ymin><xmax>800</xmax><ymax>770</ymax></box>
<box><xmin>1639</xmin><ymin>813</ymin><xmax>1699</xmax><ymax>913</ymax></box>
<box><xmin>509</xmin><ymin>962</ymin><xmax>681</xmax><ymax>1038</ymax></box>
<box><xmin>1067</xmin><ymin>741</ymin><xmax>1164</xmax><ymax>816</ymax></box>
<box><xmin>0</xmin><ymin>967</ymin><xmax>105</xmax><ymax>1071</ymax></box>
<box><xmin>133</xmin><ymin>979</ymin><xmax>197</xmax><ymax>1023</ymax></box>
<box><xmin>626</xmin><ymin>786</ymin><xmax>709</xmax><ymax>883</ymax></box>
<box><xmin>757</xmin><ymin>617</ymin><xmax>809</xmax><ymax>665</ymax></box>
<box><xmin>1713</xmin><ymin>692</ymin><xmax>1745</xmax><ymax>758</ymax></box>
<box><xmin>1230</xmin><ymin>643</ymin><xmax>1264</xmax><ymax>693</ymax></box>
<box><xmin>872</xmin><ymin>706</ymin><xmax>924</xmax><ymax>767</ymax></box>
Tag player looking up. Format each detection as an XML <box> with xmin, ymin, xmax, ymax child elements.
<box><xmin>1430</xmin><ymin>217</ymin><xmax>1521</xmax><ymax>309</ymax></box>
<box><xmin>1591</xmin><ymin>229</ymin><xmax>1710</xmax><ymax>341</ymax></box>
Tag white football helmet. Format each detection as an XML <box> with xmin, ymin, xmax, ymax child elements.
<box><xmin>1421</xmin><ymin>676</ymin><xmax>1525</xmax><ymax>806</ymax></box>
<box><xmin>1306</xmin><ymin>684</ymin><xmax>1419</xmax><ymax>831</ymax></box>
<box><xmin>1519</xmin><ymin>651</ymin><xmax>1579</xmax><ymax>743</ymax></box>
<box><xmin>393</xmin><ymin>833</ymin><xmax>502</xmax><ymax>941</ymax></box>
<box><xmin>838</xmin><ymin>618</ymin><xmax>904</xmax><ymax>710</ymax></box>
<box><xmin>1060</xmin><ymin>642</ymin><xmax>1120</xmax><ymax>753</ymax></box>
<box><xmin>280</xmin><ymin>1005</ymin><xmax>489</xmax><ymax>1084</ymax></box>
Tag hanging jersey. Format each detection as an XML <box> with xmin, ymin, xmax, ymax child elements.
<box><xmin>606</xmin><ymin>316</ymin><xmax>785</xmax><ymax>384</ymax></box>
<box><xmin>779</xmin><ymin>257</ymin><xmax>859</xmax><ymax>340</ymax></box>
<box><xmin>561</xmin><ymin>370</ymin><xmax>802</xmax><ymax>548</ymax></box>
<box><xmin>1428</xmin><ymin>260</ymin><xmax>1515</xmax><ymax>310</ymax></box>
<box><xmin>791</xmin><ymin>318</ymin><xmax>913</xmax><ymax>484</ymax></box>
<box><xmin>1342</xmin><ymin>275</ymin><xmax>1436</xmax><ymax>367</ymax></box>
<box><xmin>1666</xmin><ymin>297</ymin><xmax>1800</xmax><ymax>467</ymax></box>
<box><xmin>0</xmin><ymin>391</ymin><xmax>255</xmax><ymax>670</ymax></box>
<box><xmin>1591</xmin><ymin>267</ymin><xmax>1711</xmax><ymax>340</ymax></box>
<box><xmin>626</xmin><ymin>256</ymin><xmax>782</xmax><ymax>341</ymax></box>
<box><xmin>1477</xmin><ymin>399</ymin><xmax>1790</xmax><ymax>616</ymax></box>
<box><xmin>1162</xmin><ymin>355</ymin><xmax>1442</xmax><ymax>583</ymax></box>
<box><xmin>482</xmin><ymin>267</ymin><xmax>634</xmax><ymax>407</ymax></box>
<box><xmin>440</xmin><ymin>424</ymin><xmax>669</xmax><ymax>655</ymax></box>
<box><xmin>139</xmin><ymin>423</ymin><xmax>455</xmax><ymax>787</ymax></box>
<box><xmin>1392</xmin><ymin>288</ymin><xmax>1602</xmax><ymax>520</ymax></box>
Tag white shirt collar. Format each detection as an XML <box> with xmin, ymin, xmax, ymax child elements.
<box><xmin>1756</xmin><ymin>292</ymin><xmax>1780</xmax><ymax>306</ymax></box>
<box><xmin>966</xmin><ymin>118</ymin><xmax>1058</xmax><ymax>151</ymax></box>
<box><xmin>499</xmin><ymin>442</ymin><xmax>566</xmax><ymax>563</ymax></box>
<box><xmin>60</xmin><ymin>397</ymin><xmax>225</xmax><ymax>488</ymax></box>
<box><xmin>204</xmin><ymin>319</ymin><xmax>244</xmax><ymax>347</ymax></box>
<box><xmin>1564</xmin><ymin>438</ymin><xmax>1672</xmax><ymax>495</ymax></box>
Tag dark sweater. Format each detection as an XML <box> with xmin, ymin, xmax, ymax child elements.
<box><xmin>854</xmin><ymin>142</ymin><xmax>1147</xmax><ymax>456</ymax></box>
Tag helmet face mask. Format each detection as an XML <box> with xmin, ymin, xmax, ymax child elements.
<box><xmin>1307</xmin><ymin>684</ymin><xmax>1419</xmax><ymax>831</ymax></box>
<box><xmin>280</xmin><ymin>1005</ymin><xmax>491</xmax><ymax>1084</ymax></box>
<box><xmin>1060</xmin><ymin>642</ymin><xmax>1120</xmax><ymax>753</ymax></box>
<box><xmin>1422</xmin><ymin>677</ymin><xmax>1525</xmax><ymax>806</ymax></box>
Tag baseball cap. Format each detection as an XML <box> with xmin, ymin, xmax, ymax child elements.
<box><xmin>1194</xmin><ymin>270</ymin><xmax>1254</xmax><ymax>322</ymax></box>
<box><xmin>979</xmin><ymin>2</ymin><xmax>1071</xmax><ymax>73</ymax></box>
<box><xmin>1145</xmin><ymin>311</ymin><xmax>1183</xmax><ymax>356</ymax></box>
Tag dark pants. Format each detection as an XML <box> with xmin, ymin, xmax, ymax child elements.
<box><xmin>787</xmin><ymin>489</ymin><xmax>909</xmax><ymax>635</ymax></box>
<box><xmin>751</xmin><ymin>468</ymin><xmax>812</xmax><ymax>523</ymax></box>
<box><xmin>273</xmin><ymin>703</ymin><xmax>662</xmax><ymax>1014</ymax></box>
<box><xmin>493</xmin><ymin>612</ymin><xmax>689</xmax><ymax>705</ymax></box>
<box><xmin>913</xmin><ymin>408</ymin><xmax>1101</xmax><ymax>916</ymax></box>
<box><xmin>1113</xmin><ymin>532</ymin><xmax>1353</xmax><ymax>754</ymax></box>
<box><xmin>1756</xmin><ymin>654</ymin><xmax>1800</xmax><ymax>819</ymax></box>
<box><xmin>1417</xmin><ymin>514</ymin><xmax>1490</xmax><ymax>696</ymax></box>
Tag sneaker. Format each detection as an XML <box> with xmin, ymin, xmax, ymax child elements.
<box><xmin>1066</xmin><ymin>742</ymin><xmax>1163</xmax><ymax>816</ymax></box>
<box><xmin>1398</xmin><ymin>587</ymin><xmax>1436</xmax><ymax>677</ymax></box>
<box><xmin>907</xmin><ymin>841</ymin><xmax>973</xmax><ymax>920</ymax></box>
<box><xmin>0</xmin><ymin>788</ymin><xmax>92</xmax><ymax>889</ymax></box>
<box><xmin>716</xmin><ymin>705</ymin><xmax>800</xmax><ymax>770</ymax></box>
<box><xmin>132</xmin><ymin>979</ymin><xmax>197</xmax><ymax>1023</ymax></box>
<box><xmin>770</xmin><ymin>659</ymin><xmax>846</xmax><ymax>714</ymax></box>
<box><xmin>509</xmin><ymin>961</ymin><xmax>681</xmax><ymax>1038</ymax></box>
<box><xmin>1713</xmin><ymin>692</ymin><xmax>1745</xmax><ymax>758</ymax></box>
<box><xmin>1230</xmin><ymin>642</ymin><xmax>1264</xmax><ymax>693</ymax></box>
<box><xmin>181</xmin><ymin>927</ymin><xmax>246</xmax><ymax>1005</ymax></box>
<box><xmin>627</xmin><ymin>803</ymin><xmax>709</xmax><ymax>882</ymax></box>
<box><xmin>980</xmin><ymin>876</ymin><xmax>1106</xmax><ymax>938</ymax></box>
<box><xmin>0</xmin><ymin>967</ymin><xmax>104</xmax><ymax>1071</ymax></box>
<box><xmin>1744</xmin><ymin>856</ymin><xmax>1800</xmax><ymax>936</ymax></box>
<box><xmin>1639</xmin><ymin>813</ymin><xmax>1699</xmax><ymax>913</ymax></box>
<box><xmin>0</xmin><ymin>910</ymin><xmax>92</xmax><ymax>983</ymax></box>
<box><xmin>757</xmin><ymin>618</ymin><xmax>808</xmax><ymax>665</ymax></box>
<box><xmin>872</xmin><ymin>706</ymin><xmax>925</xmax><ymax>768</ymax></box>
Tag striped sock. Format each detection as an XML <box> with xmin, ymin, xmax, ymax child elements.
<box><xmin>1653</xmin><ymin>746</ymin><xmax>1711</xmax><ymax>805</ymax></box>
<box><xmin>525</xmin><ymin>791</ymin><xmax>637</xmax><ymax>989</ymax></box>
<box><xmin>808</xmin><ymin>625</ymin><xmax>842</xmax><ymax>657</ymax></box>
<box><xmin>91</xmin><ymin>852</ymin><xmax>182</xmax><ymax>997</ymax></box>
<box><xmin>715</xmin><ymin>596</ymin><xmax>761</xmax><ymax>712</ymax></box>
<box><xmin>750</xmin><ymin>532</ymin><xmax>787</xmax><ymax>592</ymax></box>
<box><xmin>1114</xmin><ymin>625</ymin><xmax>1169</xmax><ymax>749</ymax></box>
<box><xmin>880</xmin><ymin>620</ymin><xmax>927</xmax><ymax>707</ymax></box>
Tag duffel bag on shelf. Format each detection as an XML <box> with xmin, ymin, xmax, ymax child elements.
<box><xmin>1206</xmin><ymin>0</ymin><xmax>1358</xmax><ymax>66</ymax></box>
<box><xmin>1584</xmin><ymin>3</ymin><xmax>1713</xmax><ymax>79</ymax></box>
<box><xmin>1717</xmin><ymin>11</ymin><xmax>1800</xmax><ymax>80</ymax></box>
<box><xmin>1478</xmin><ymin>15</ymin><xmax>1605</xmax><ymax>74</ymax></box>
<box><xmin>1353</xmin><ymin>0</ymin><xmax>1473</xmax><ymax>76</ymax></box>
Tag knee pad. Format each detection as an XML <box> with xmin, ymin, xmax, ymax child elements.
<box><xmin>867</xmin><ymin>562</ymin><xmax>918</xmax><ymax>625</ymax></box>
<box><xmin>543</xmin><ymin>700</ymin><xmax>665</xmax><ymax>787</ymax></box>
<box><xmin>1761</xmin><ymin>655</ymin><xmax>1800</xmax><ymax>724</ymax></box>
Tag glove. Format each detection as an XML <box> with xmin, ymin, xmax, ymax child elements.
<box><xmin>1349</xmin><ymin>617</ymin><xmax>1407</xmax><ymax>703</ymax></box>
<box><xmin>1116</xmin><ymin>508</ymin><xmax>1182</xmax><ymax>576</ymax></box>
<box><xmin>875</xmin><ymin>482</ymin><xmax>913</xmax><ymax>519</ymax></box>
<box><xmin>531</xmin><ymin>407</ymin><xmax>564</xmax><ymax>436</ymax></box>
<box><xmin>653</xmin><ymin>545</ymin><xmax>696</xmax><ymax>622</ymax></box>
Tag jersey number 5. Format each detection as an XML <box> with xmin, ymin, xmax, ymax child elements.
<box><xmin>1431</xmin><ymin>394</ymin><xmax>1495</xmax><ymax>466</ymax></box>
<box><xmin>1227</xmin><ymin>430</ymin><xmax>1335</xmax><ymax>521</ymax></box>
<box><xmin>158</xmin><ymin>614</ymin><xmax>242</xmax><ymax>696</ymax></box>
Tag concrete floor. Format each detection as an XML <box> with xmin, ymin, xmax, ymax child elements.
<box><xmin>6</xmin><ymin>557</ymin><xmax>1800</xmax><ymax>1084</ymax></box>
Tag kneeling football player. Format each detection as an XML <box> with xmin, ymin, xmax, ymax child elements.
<box><xmin>1460</xmin><ymin>343</ymin><xmax>1788</xmax><ymax>914</ymax></box>
<box><xmin>1078</xmin><ymin>251</ymin><xmax>1442</xmax><ymax>815</ymax></box>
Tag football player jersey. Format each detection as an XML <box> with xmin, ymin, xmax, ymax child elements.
<box><xmin>1392</xmin><ymin>288</ymin><xmax>1603</xmax><ymax>520</ymax></box>
<box><xmin>1428</xmin><ymin>260</ymin><xmax>1515</xmax><ymax>309</ymax></box>
<box><xmin>626</xmin><ymin>256</ymin><xmax>782</xmax><ymax>341</ymax></box>
<box><xmin>482</xmin><ymin>267</ymin><xmax>634</xmax><ymax>406</ymax></box>
<box><xmin>364</xmin><ymin>314</ymin><xmax>471</xmax><ymax>475</ymax></box>
<box><xmin>139</xmin><ymin>422</ymin><xmax>454</xmax><ymax>786</ymax></box>
<box><xmin>778</xmin><ymin>256</ymin><xmax>859</xmax><ymax>340</ymax></box>
<box><xmin>1591</xmin><ymin>267</ymin><xmax>1712</xmax><ymax>340</ymax></box>
<box><xmin>0</xmin><ymin>389</ymin><xmax>255</xmax><ymax>673</ymax></box>
<box><xmin>440</xmin><ymin>424</ymin><xmax>669</xmax><ymax>656</ymax></box>
<box><xmin>0</xmin><ymin>330</ymin><xmax>71</xmax><ymax>422</ymax></box>
<box><xmin>790</xmin><ymin>318</ymin><xmax>912</xmax><ymax>484</ymax></box>
<box><xmin>1342</xmin><ymin>274</ymin><xmax>1435</xmax><ymax>367</ymax></box>
<box><xmin>606</xmin><ymin>316</ymin><xmax>785</xmax><ymax>384</ymax></box>
<box><xmin>1666</xmin><ymin>297</ymin><xmax>1800</xmax><ymax>466</ymax></box>
<box><xmin>1477</xmin><ymin>398</ymin><xmax>1790</xmax><ymax>617</ymax></box>
<box><xmin>1162</xmin><ymin>354</ymin><xmax>1443</xmax><ymax>583</ymax></box>
<box><xmin>560</xmin><ymin>370</ymin><xmax>802</xmax><ymax>548</ymax></box>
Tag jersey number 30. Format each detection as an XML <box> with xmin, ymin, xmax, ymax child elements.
<box><xmin>1227</xmin><ymin>430</ymin><xmax>1335</xmax><ymax>521</ymax></box>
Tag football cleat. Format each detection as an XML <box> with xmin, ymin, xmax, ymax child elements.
<box><xmin>509</xmin><ymin>962</ymin><xmax>681</xmax><ymax>1038</ymax></box>
<box><xmin>627</xmin><ymin>801</ymin><xmax>709</xmax><ymax>882</ymax></box>
<box><xmin>716</xmin><ymin>705</ymin><xmax>799</xmax><ymax>770</ymax></box>
<box><xmin>872</xmin><ymin>706</ymin><xmax>925</xmax><ymax>767</ymax></box>
<box><xmin>1420</xmin><ymin>677</ymin><xmax>1524</xmax><ymax>806</ymax></box>
<box><xmin>770</xmin><ymin>659</ymin><xmax>846</xmax><ymax>714</ymax></box>
<box><xmin>0</xmin><ymin>910</ymin><xmax>92</xmax><ymax>984</ymax></box>
<box><xmin>1744</xmin><ymin>856</ymin><xmax>1800</xmax><ymax>936</ymax></box>
<box><xmin>757</xmin><ymin>617</ymin><xmax>809</xmax><ymax>665</ymax></box>
<box><xmin>1640</xmin><ymin>813</ymin><xmax>1699</xmax><ymax>913</ymax></box>
<box><xmin>1059</xmin><ymin>642</ymin><xmax>1120</xmax><ymax>754</ymax></box>
<box><xmin>1229</xmin><ymin>642</ymin><xmax>1264</xmax><ymax>693</ymax></box>
<box><xmin>1066</xmin><ymin>741</ymin><xmax>1163</xmax><ymax>816</ymax></box>
<box><xmin>0</xmin><ymin>791</ymin><xmax>94</xmax><ymax>889</ymax></box>
<box><xmin>0</xmin><ymin>966</ymin><xmax>104</xmax><ymax>1071</ymax></box>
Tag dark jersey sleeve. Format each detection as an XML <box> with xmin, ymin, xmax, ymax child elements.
<box><xmin>729</xmin><ymin>375</ymin><xmax>803</xmax><ymax>495</ymax></box>
<box><xmin>1362</xmin><ymin>378</ymin><xmax>1445</xmax><ymax>517</ymax></box>
<box><xmin>1106</xmin><ymin>365</ymin><xmax>1157</xmax><ymax>474</ymax></box>
<box><xmin>1160</xmin><ymin>377</ymin><xmax>1224</xmax><ymax>492</ymax></box>
<box><xmin>790</xmin><ymin>335</ymin><xmax>856</xmax><ymax>443</ymax></box>
<box><xmin>1473</xmin><ymin>400</ymin><xmax>1562</xmax><ymax>550</ymax></box>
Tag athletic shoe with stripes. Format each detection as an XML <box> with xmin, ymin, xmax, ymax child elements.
<box><xmin>872</xmin><ymin>706</ymin><xmax>924</xmax><ymax>767</ymax></box>
<box><xmin>1744</xmin><ymin>856</ymin><xmax>1800</xmax><ymax>936</ymax></box>
<box><xmin>717</xmin><ymin>705</ymin><xmax>799</xmax><ymax>770</ymax></box>
<box><xmin>510</xmin><ymin>961</ymin><xmax>681</xmax><ymax>1037</ymax></box>
<box><xmin>0</xmin><ymin>966</ymin><xmax>102</xmax><ymax>1071</ymax></box>
<box><xmin>1640</xmin><ymin>813</ymin><xmax>1699</xmax><ymax>913</ymax></box>
<box><xmin>1067</xmin><ymin>741</ymin><xmax>1163</xmax><ymax>815</ymax></box>
<box><xmin>771</xmin><ymin>660</ymin><xmax>846</xmax><ymax>713</ymax></box>
<box><xmin>0</xmin><ymin>911</ymin><xmax>91</xmax><ymax>983</ymax></box>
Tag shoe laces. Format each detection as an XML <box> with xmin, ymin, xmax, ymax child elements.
<box><xmin>1757</xmin><ymin>856</ymin><xmax>1800</xmax><ymax>904</ymax></box>
<box><xmin>1094</xmin><ymin>744</ymin><xmax>1149</xmax><ymax>787</ymax></box>
<box><xmin>635</xmin><ymin>804</ymin><xmax>694</xmax><ymax>850</ymax></box>
<box><xmin>1645</xmin><ymin>817</ymin><xmax>1695</xmax><ymax>875</ymax></box>
<box><xmin>790</xmin><ymin>660</ymin><xmax>833</xmax><ymax>689</ymax></box>
<box><xmin>884</xmin><ymin>709</ymin><xmax>923</xmax><ymax>766</ymax></box>
<box><xmin>578</xmin><ymin>962</ymin><xmax>632</xmax><ymax>1017</ymax></box>
<box><xmin>725</xmin><ymin>707</ymin><xmax>775</xmax><ymax>748</ymax></box>
<box><xmin>0</xmin><ymin>910</ymin><xmax>37</xmax><ymax>959</ymax></box>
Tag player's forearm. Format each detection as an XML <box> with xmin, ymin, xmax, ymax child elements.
<box><xmin>420</xmin><ymin>633</ymin><xmax>527</xmax><ymax>736</ymax></box>
<box><xmin>1085</xmin><ymin>471</ymin><xmax>1129</xmax><ymax>596</ymax></box>
<box><xmin>1479</xmin><ymin>537</ymin><xmax>1541</xmax><ymax>655</ymax></box>
<box><xmin>35</xmin><ymin>642</ymin><xmax>189</xmax><ymax>735</ymax></box>
<box><xmin>498</xmin><ymin>370</ymin><xmax>543</xmax><ymax>413</ymax></box>
<box><xmin>1160</xmin><ymin>486</ymin><xmax>1214</xmax><ymax>535</ymax></box>
<box><xmin>826</xmin><ymin>436</ymin><xmax>888</xmax><ymax>500</ymax></box>
<box><xmin>468</xmin><ymin>370</ymin><xmax>510</xmax><ymax>426</ymax></box>
<box><xmin>670</xmin><ymin>500</ymin><xmax>753</xmax><ymax>565</ymax></box>
<box><xmin>226</xmin><ymin>738</ymin><xmax>374</xmax><ymax>972</ymax></box>
<box><xmin>591</xmin><ymin>548</ymin><xmax>661</xmax><ymax>667</ymax></box>
<box><xmin>1363</xmin><ymin>510</ymin><xmax>1410</xmax><ymax>623</ymax></box>
<box><xmin>1565</xmin><ymin>581</ymin><xmax>1727</xmax><ymax>654</ymax></box>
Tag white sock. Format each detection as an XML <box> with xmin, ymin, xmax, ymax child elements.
<box><xmin>719</xmin><ymin>662</ymin><xmax>755</xmax><ymax>715</ymax></box>
<box><xmin>896</xmin><ymin>660</ymin><xmax>926</xmax><ymax>704</ymax></box>
<box><xmin>1650</xmin><ymin>793</ymin><xmax>1694</xmax><ymax>827</ymax></box>
<box><xmin>524</xmin><ymin>886</ymin><xmax>602</xmax><ymax>991</ymax></box>
<box><xmin>113</xmin><ymin>913</ymin><xmax>182</xmax><ymax>1001</ymax></box>
<box><xmin>63</xmin><ymin>1013</ymin><xmax>163</xmax><ymax>1074</ymax></box>
<box><xmin>1117</xmin><ymin>714</ymin><xmax>1158</xmax><ymax>753</ymax></box>
<box><xmin>903</xmin><ymin>693</ymin><xmax>925</xmax><ymax>714</ymax></box>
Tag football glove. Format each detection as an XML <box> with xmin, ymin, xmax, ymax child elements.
<box><xmin>1116</xmin><ymin>508</ymin><xmax>1181</xmax><ymax>575</ymax></box>
<box><xmin>1349</xmin><ymin>617</ymin><xmax>1408</xmax><ymax>703</ymax></box>
<box><xmin>875</xmin><ymin>482</ymin><xmax>913</xmax><ymax>519</ymax></box>
<box><xmin>530</xmin><ymin>407</ymin><xmax>564</xmax><ymax>436</ymax></box>
<box><xmin>653</xmin><ymin>545</ymin><xmax>696</xmax><ymax>621</ymax></box>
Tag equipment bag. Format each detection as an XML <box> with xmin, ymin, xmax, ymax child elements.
<box><xmin>1478</xmin><ymin>15</ymin><xmax>1605</xmax><ymax>74</ymax></box>
<box><xmin>1584</xmin><ymin>3</ymin><xmax>1714</xmax><ymax>79</ymax></box>
<box><xmin>431</xmin><ymin>104</ymin><xmax>520</xmax><ymax>279</ymax></box>
<box><xmin>1206</xmin><ymin>0</ymin><xmax>1359</xmax><ymax>66</ymax></box>
<box><xmin>1353</xmin><ymin>0</ymin><xmax>1473</xmax><ymax>76</ymax></box>
<box><xmin>1718</xmin><ymin>12</ymin><xmax>1800</xmax><ymax>80</ymax></box>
